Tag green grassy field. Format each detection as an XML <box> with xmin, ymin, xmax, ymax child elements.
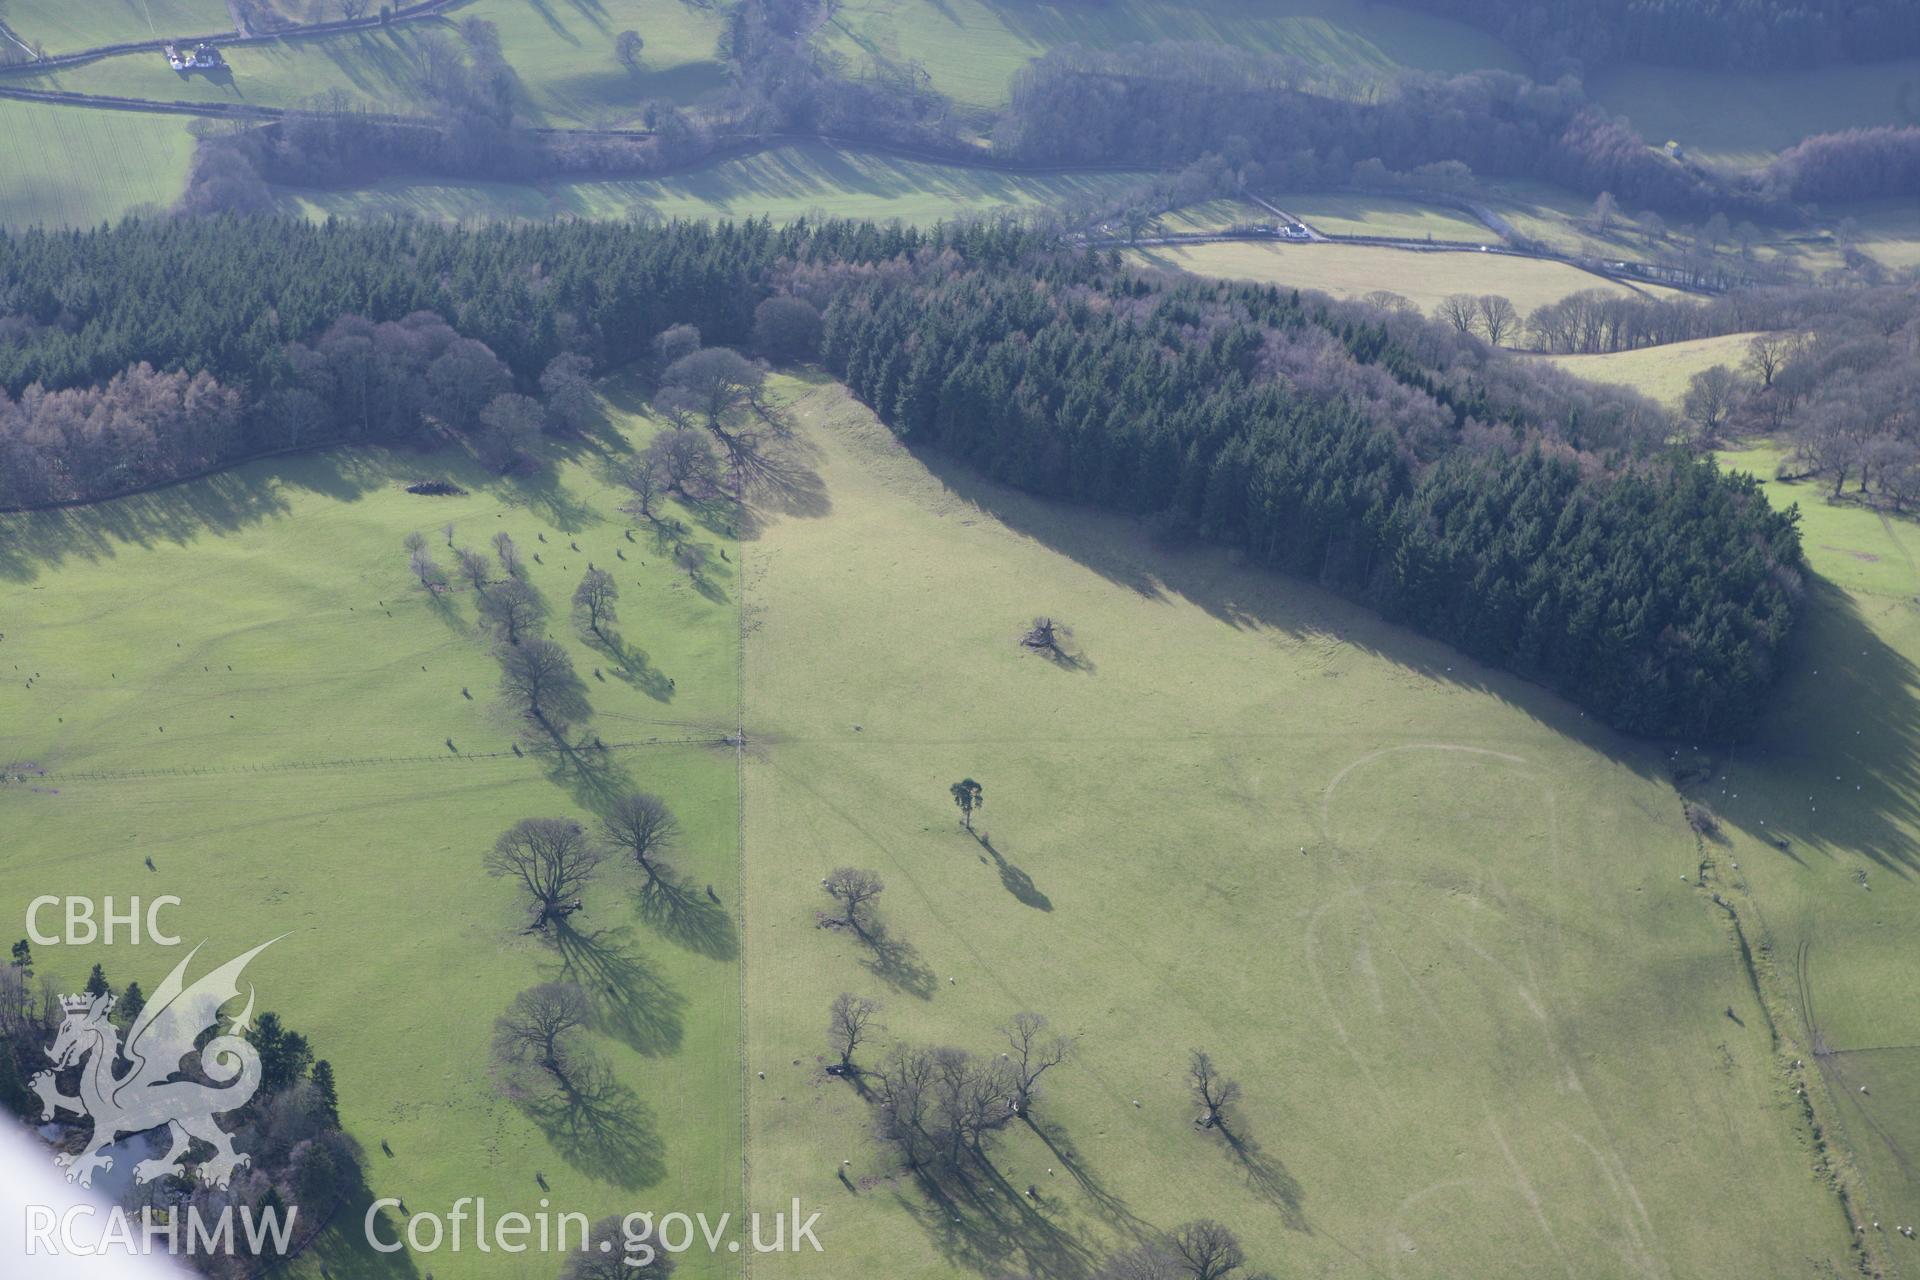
<box><xmin>1535</xmin><ymin>332</ymin><xmax>1766</xmax><ymax>408</ymax></box>
<box><xmin>1275</xmin><ymin>191</ymin><xmax>1493</xmax><ymax>242</ymax></box>
<box><xmin>1589</xmin><ymin>59</ymin><xmax>1920</xmax><ymax>169</ymax></box>
<box><xmin>13</xmin><ymin>23</ymin><xmax>451</xmax><ymax>116</ymax></box>
<box><xmin>0</xmin><ymin>0</ymin><xmax>232</xmax><ymax>54</ymax></box>
<box><xmin>821</xmin><ymin>0</ymin><xmax>1520</xmax><ymax>108</ymax></box>
<box><xmin>1132</xmin><ymin>239</ymin><xmax>1668</xmax><ymax>316</ymax></box>
<box><xmin>1</xmin><ymin>360</ymin><xmax>1905</xmax><ymax>1276</ymax></box>
<box><xmin>440</xmin><ymin>0</ymin><xmax>730</xmax><ymax>125</ymax></box>
<box><xmin>10</xmin><ymin>2</ymin><xmax>726</xmax><ymax>124</ymax></box>
<box><xmin>1701</xmin><ymin>441</ymin><xmax>1920</xmax><ymax>1250</ymax></box>
<box><xmin>0</xmin><ymin>97</ymin><xmax>196</xmax><ymax>226</ymax></box>
<box><xmin>735</xmin><ymin>383</ymin><xmax>1855</xmax><ymax>1278</ymax></box>
<box><xmin>274</xmin><ymin>142</ymin><xmax>1150</xmax><ymax>224</ymax></box>
<box><xmin>0</xmin><ymin>382</ymin><xmax>745</xmax><ymax>1277</ymax></box>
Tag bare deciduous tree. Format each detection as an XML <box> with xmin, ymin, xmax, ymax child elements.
<box><xmin>1021</xmin><ymin>616</ymin><xmax>1068</xmax><ymax>657</ymax></box>
<box><xmin>492</xmin><ymin>981</ymin><xmax>590</xmax><ymax>1096</ymax></box>
<box><xmin>1682</xmin><ymin>364</ymin><xmax>1741</xmax><ymax>443</ymax></box>
<box><xmin>828</xmin><ymin>992</ymin><xmax>882</xmax><ymax>1073</ymax></box>
<box><xmin>822</xmin><ymin>867</ymin><xmax>885</xmax><ymax>938</ymax></box>
<box><xmin>615</xmin><ymin>29</ymin><xmax>645</xmax><ymax>71</ymax></box>
<box><xmin>574</xmin><ymin>568</ymin><xmax>619</xmax><ymax>641</ymax></box>
<box><xmin>493</xmin><ymin>530</ymin><xmax>521</xmax><ymax>578</ymax></box>
<box><xmin>456</xmin><ymin>546</ymin><xmax>492</xmax><ymax>593</ymax></box>
<box><xmin>540</xmin><ymin>352</ymin><xmax>597</xmax><ymax>434</ymax></box>
<box><xmin>1189</xmin><ymin>1050</ymin><xmax>1240</xmax><ymax>1131</ymax></box>
<box><xmin>1435</xmin><ymin>293</ymin><xmax>1479</xmax><ymax>336</ymax></box>
<box><xmin>499</xmin><ymin>637</ymin><xmax>589</xmax><ymax>732</ymax></box>
<box><xmin>643</xmin><ymin>428</ymin><xmax>722</xmax><ymax>498</ymax></box>
<box><xmin>485</xmin><ymin>818</ymin><xmax>602</xmax><ymax>933</ymax></box>
<box><xmin>408</xmin><ymin>543</ymin><xmax>448</xmax><ymax>593</ymax></box>
<box><xmin>565</xmin><ymin>1215</ymin><xmax>677</xmax><ymax>1279</ymax></box>
<box><xmin>601</xmin><ymin>791</ymin><xmax>678</xmax><ymax>885</ymax></box>
<box><xmin>1170</xmin><ymin>1220</ymin><xmax>1248</xmax><ymax>1280</ymax></box>
<box><xmin>481</xmin><ymin>577</ymin><xmax>541</xmax><ymax>646</ymax></box>
<box><xmin>1743</xmin><ymin>332</ymin><xmax>1790</xmax><ymax>389</ymax></box>
<box><xmin>1476</xmin><ymin>295</ymin><xmax>1520</xmax><ymax>347</ymax></box>
<box><xmin>1003</xmin><ymin>1011</ymin><xmax>1073</xmax><ymax>1118</ymax></box>
<box><xmin>620</xmin><ymin>457</ymin><xmax>664</xmax><ymax>522</ymax></box>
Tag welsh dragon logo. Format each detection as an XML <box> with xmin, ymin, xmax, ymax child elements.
<box><xmin>31</xmin><ymin>940</ymin><xmax>278</xmax><ymax>1190</ymax></box>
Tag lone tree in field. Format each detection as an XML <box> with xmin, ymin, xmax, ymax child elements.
<box><xmin>1590</xmin><ymin>190</ymin><xmax>1617</xmax><ymax>232</ymax></box>
<box><xmin>1021</xmin><ymin>616</ymin><xmax>1069</xmax><ymax>658</ymax></box>
<box><xmin>491</xmin><ymin>981</ymin><xmax>591</xmax><ymax>1097</ymax></box>
<box><xmin>573</xmin><ymin>568</ymin><xmax>619</xmax><ymax>642</ymax></box>
<box><xmin>456</xmin><ymin>546</ymin><xmax>492</xmax><ymax>593</ymax></box>
<box><xmin>1003</xmin><ymin>1011</ymin><xmax>1073</xmax><ymax>1119</ymax></box>
<box><xmin>492</xmin><ymin>530</ymin><xmax>522</xmax><ymax>578</ymax></box>
<box><xmin>615</xmin><ymin>29</ymin><xmax>644</xmax><ymax>71</ymax></box>
<box><xmin>600</xmin><ymin>791</ymin><xmax>679</xmax><ymax>886</ymax></box>
<box><xmin>827</xmin><ymin>992</ymin><xmax>882</xmax><ymax>1074</ymax></box>
<box><xmin>481</xmin><ymin>577</ymin><xmax>541</xmax><ymax>646</ymax></box>
<box><xmin>822</xmin><ymin>867</ymin><xmax>885</xmax><ymax>939</ymax></box>
<box><xmin>485</xmin><ymin>818</ymin><xmax>602</xmax><ymax>933</ymax></box>
<box><xmin>950</xmin><ymin>778</ymin><xmax>984</xmax><ymax>832</ymax></box>
<box><xmin>1189</xmin><ymin>1050</ymin><xmax>1240</xmax><ymax>1132</ymax></box>
<box><xmin>499</xmin><ymin>636</ymin><xmax>589</xmax><ymax>732</ymax></box>
<box><xmin>1170</xmin><ymin>1220</ymin><xmax>1248</xmax><ymax>1280</ymax></box>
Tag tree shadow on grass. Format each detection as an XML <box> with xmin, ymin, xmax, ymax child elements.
<box><xmin>594</xmin><ymin>630</ymin><xmax>675</xmax><ymax>702</ymax></box>
<box><xmin>910</xmin><ymin>432</ymin><xmax>1920</xmax><ymax>878</ymax></box>
<box><xmin>301</xmin><ymin>1195</ymin><xmax>423</xmax><ymax>1279</ymax></box>
<box><xmin>1026</xmin><ymin>1117</ymin><xmax>1152</xmax><ymax>1239</ymax></box>
<box><xmin>539</xmin><ymin>730</ymin><xmax>637</xmax><ymax>809</ymax></box>
<box><xmin>855</xmin><ymin>923</ymin><xmax>938</xmax><ymax>1001</ymax></box>
<box><xmin>894</xmin><ymin>1155</ymin><xmax>1102</xmax><ymax>1280</ymax></box>
<box><xmin>1220</xmin><ymin>1125</ymin><xmax>1309</xmax><ymax>1232</ymax></box>
<box><xmin>518</xmin><ymin>1057</ymin><xmax>667</xmax><ymax>1190</ymax></box>
<box><xmin>979</xmin><ymin>835</ymin><xmax>1053</xmax><ymax>911</ymax></box>
<box><xmin>636</xmin><ymin>874</ymin><xmax>739</xmax><ymax>961</ymax></box>
<box><xmin>550</xmin><ymin>922</ymin><xmax>686</xmax><ymax>1057</ymax></box>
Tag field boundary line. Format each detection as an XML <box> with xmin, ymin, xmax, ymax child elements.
<box><xmin>22</xmin><ymin>735</ymin><xmax>723</xmax><ymax>782</ymax></box>
<box><xmin>0</xmin><ymin>0</ymin><xmax>472</xmax><ymax>76</ymax></box>
<box><xmin>1684</xmin><ymin>804</ymin><xmax>1885</xmax><ymax>1274</ymax></box>
<box><xmin>734</xmin><ymin>533</ymin><xmax>753</xmax><ymax>1279</ymax></box>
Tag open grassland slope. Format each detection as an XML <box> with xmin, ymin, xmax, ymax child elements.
<box><xmin>737</xmin><ymin>382</ymin><xmax>1853</xmax><ymax>1278</ymax></box>
<box><xmin>0</xmin><ymin>98</ymin><xmax>196</xmax><ymax>227</ymax></box>
<box><xmin>1694</xmin><ymin>441</ymin><xmax>1920</xmax><ymax>1257</ymax></box>
<box><xmin>272</xmin><ymin>141</ymin><xmax>1150</xmax><ymax>225</ymax></box>
<box><xmin>1535</xmin><ymin>332</ymin><xmax>1767</xmax><ymax>409</ymax></box>
<box><xmin>6</xmin><ymin>0</ymin><xmax>727</xmax><ymax>124</ymax></box>
<box><xmin>0</xmin><ymin>0</ymin><xmax>232</xmax><ymax>54</ymax></box>
<box><xmin>1130</xmin><ymin>239</ymin><xmax>1670</xmax><ymax>315</ymax></box>
<box><xmin>0</xmin><ymin>380</ymin><xmax>746</xmax><ymax>1278</ymax></box>
<box><xmin>821</xmin><ymin>0</ymin><xmax>1519</xmax><ymax>109</ymax></box>
<box><xmin>1589</xmin><ymin>58</ymin><xmax>1920</xmax><ymax>169</ymax></box>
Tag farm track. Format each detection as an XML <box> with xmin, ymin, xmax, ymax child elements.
<box><xmin>0</xmin><ymin>0</ymin><xmax>472</xmax><ymax>75</ymax></box>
